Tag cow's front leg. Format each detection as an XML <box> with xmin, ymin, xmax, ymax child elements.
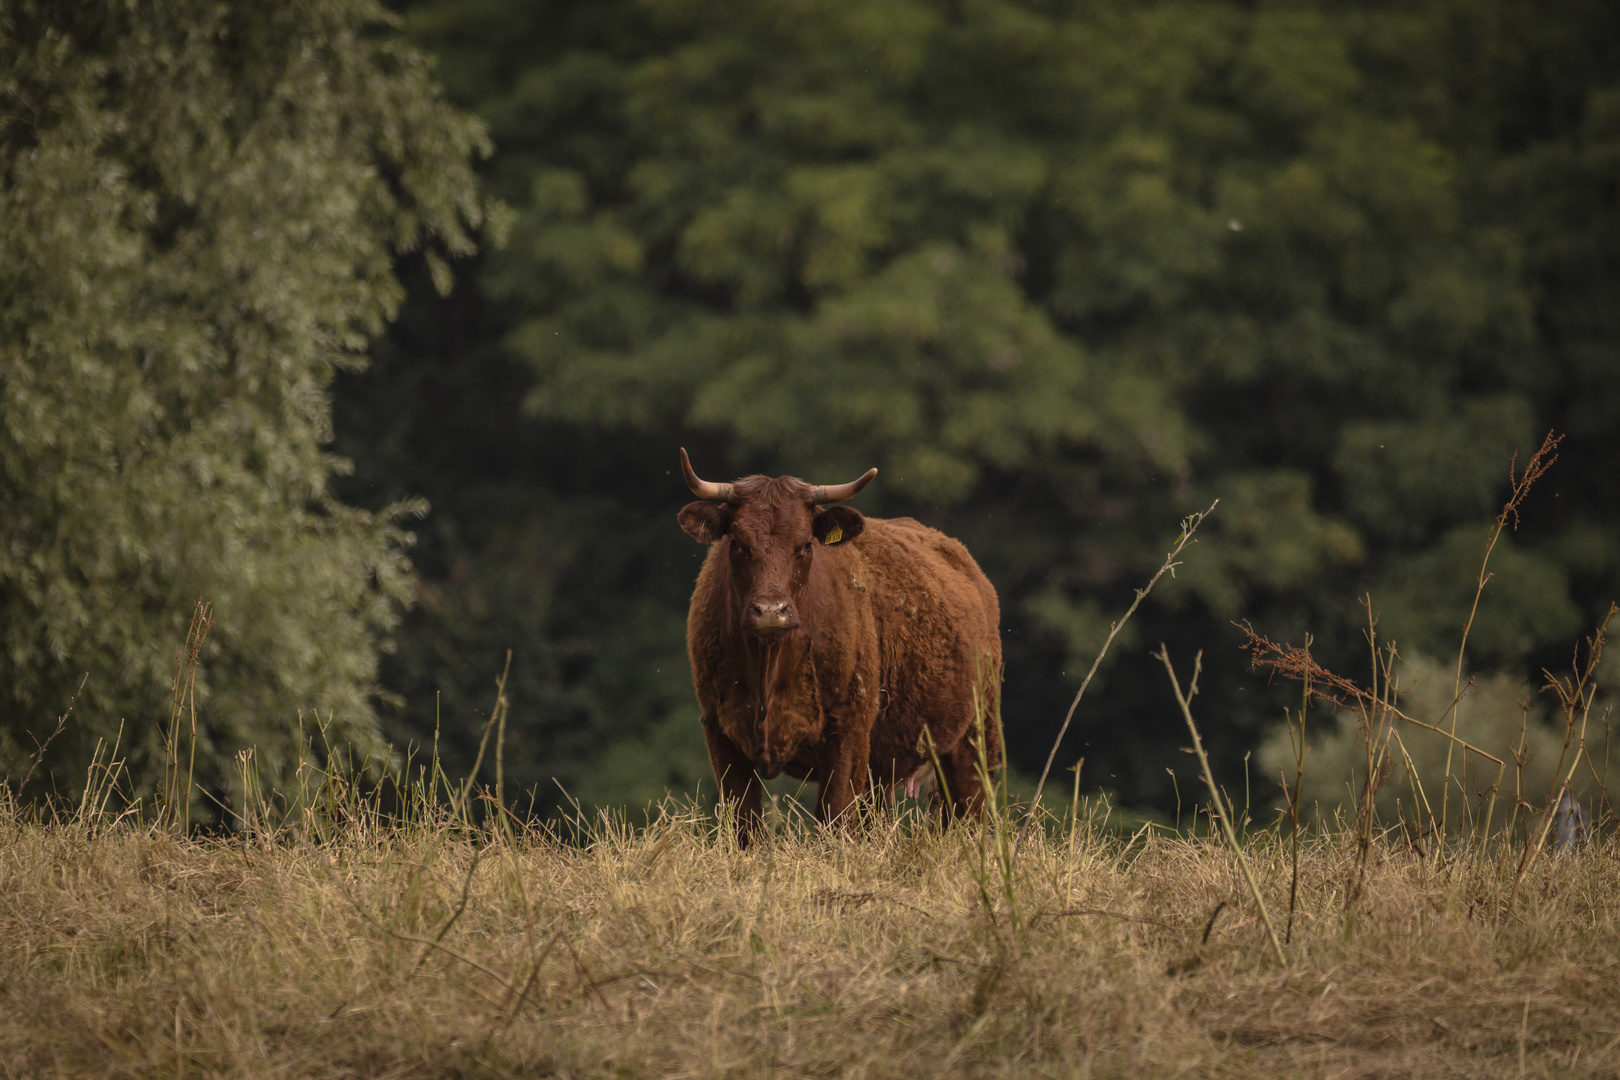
<box><xmin>814</xmin><ymin>724</ymin><xmax>871</xmax><ymax>827</ymax></box>
<box><xmin>701</xmin><ymin>715</ymin><xmax>763</xmax><ymax>843</ymax></box>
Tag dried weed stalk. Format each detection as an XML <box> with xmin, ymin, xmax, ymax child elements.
<box><xmin>1157</xmin><ymin>646</ymin><xmax>1287</xmax><ymax>965</ymax></box>
<box><xmin>1236</xmin><ymin>622</ymin><xmax>1508</xmax><ymax>785</ymax></box>
<box><xmin>1510</xmin><ymin>604</ymin><xmax>1616</xmax><ymax>905</ymax></box>
<box><xmin>1030</xmin><ymin>501</ymin><xmax>1218</xmax><ymax>813</ymax></box>
<box><xmin>163</xmin><ymin>599</ymin><xmax>214</xmax><ymax>831</ymax></box>
<box><xmin>1442</xmin><ymin>431</ymin><xmax>1562</xmax><ymax>834</ymax></box>
<box><xmin>14</xmin><ymin>671</ymin><xmax>87</xmax><ymax>798</ymax></box>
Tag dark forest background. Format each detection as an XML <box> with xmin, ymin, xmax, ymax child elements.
<box><xmin>5</xmin><ymin>0</ymin><xmax>1619</xmax><ymax>818</ymax></box>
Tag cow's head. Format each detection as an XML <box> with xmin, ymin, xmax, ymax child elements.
<box><xmin>677</xmin><ymin>448</ymin><xmax>876</xmax><ymax>639</ymax></box>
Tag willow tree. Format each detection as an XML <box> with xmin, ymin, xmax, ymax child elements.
<box><xmin>0</xmin><ymin>0</ymin><xmax>495</xmax><ymax>801</ymax></box>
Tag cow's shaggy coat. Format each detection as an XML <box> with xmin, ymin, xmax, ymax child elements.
<box><xmin>678</xmin><ymin>462</ymin><xmax>1002</xmax><ymax>838</ymax></box>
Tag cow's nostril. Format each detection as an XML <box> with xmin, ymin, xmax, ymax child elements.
<box><xmin>747</xmin><ymin>599</ymin><xmax>798</xmax><ymax>634</ymax></box>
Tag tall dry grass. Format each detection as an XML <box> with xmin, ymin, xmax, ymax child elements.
<box><xmin>4</xmin><ymin>785</ymin><xmax>1620</xmax><ymax>1079</ymax></box>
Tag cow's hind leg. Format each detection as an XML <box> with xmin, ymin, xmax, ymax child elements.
<box><xmin>938</xmin><ymin>718</ymin><xmax>1002</xmax><ymax>820</ymax></box>
<box><xmin>938</xmin><ymin>747</ymin><xmax>986</xmax><ymax>819</ymax></box>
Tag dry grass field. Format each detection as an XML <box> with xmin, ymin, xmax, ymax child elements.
<box><xmin>7</xmin><ymin>439</ymin><xmax>1610</xmax><ymax>1078</ymax></box>
<box><xmin>4</xmin><ymin>791</ymin><xmax>1619</xmax><ymax>1080</ymax></box>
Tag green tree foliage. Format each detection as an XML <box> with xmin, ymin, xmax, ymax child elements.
<box><xmin>0</xmin><ymin>0</ymin><xmax>494</xmax><ymax>800</ymax></box>
<box><xmin>350</xmin><ymin>0</ymin><xmax>1619</xmax><ymax>810</ymax></box>
<box><xmin>332</xmin><ymin>288</ymin><xmax>712</xmax><ymax>813</ymax></box>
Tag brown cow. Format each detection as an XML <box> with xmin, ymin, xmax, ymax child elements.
<box><xmin>677</xmin><ymin>448</ymin><xmax>1002</xmax><ymax>839</ymax></box>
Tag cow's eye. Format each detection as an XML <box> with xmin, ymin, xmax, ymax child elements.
<box><xmin>801</xmin><ymin>542</ymin><xmax>813</xmax><ymax>556</ymax></box>
<box><xmin>732</xmin><ymin>542</ymin><xmax>750</xmax><ymax>560</ymax></box>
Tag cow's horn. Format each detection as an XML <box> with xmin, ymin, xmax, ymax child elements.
<box><xmin>680</xmin><ymin>448</ymin><xmax>733</xmax><ymax>503</ymax></box>
<box><xmin>809</xmin><ymin>467</ymin><xmax>878</xmax><ymax>505</ymax></box>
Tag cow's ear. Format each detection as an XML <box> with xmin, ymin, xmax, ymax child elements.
<box><xmin>813</xmin><ymin>506</ymin><xmax>865</xmax><ymax>546</ymax></box>
<box><xmin>679</xmin><ymin>502</ymin><xmax>730</xmax><ymax>544</ymax></box>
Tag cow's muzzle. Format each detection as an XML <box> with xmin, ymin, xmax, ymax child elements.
<box><xmin>747</xmin><ymin>598</ymin><xmax>799</xmax><ymax>636</ymax></box>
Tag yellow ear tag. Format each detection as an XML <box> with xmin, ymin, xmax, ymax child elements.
<box><xmin>824</xmin><ymin>524</ymin><xmax>843</xmax><ymax>545</ymax></box>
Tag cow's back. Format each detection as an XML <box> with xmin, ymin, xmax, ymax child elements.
<box><xmin>848</xmin><ymin>517</ymin><xmax>1001</xmax><ymax>770</ymax></box>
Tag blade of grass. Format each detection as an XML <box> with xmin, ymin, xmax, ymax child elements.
<box><xmin>1157</xmin><ymin>645</ymin><xmax>1286</xmax><ymax>967</ymax></box>
<box><xmin>1029</xmin><ymin>501</ymin><xmax>1217</xmax><ymax>815</ymax></box>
